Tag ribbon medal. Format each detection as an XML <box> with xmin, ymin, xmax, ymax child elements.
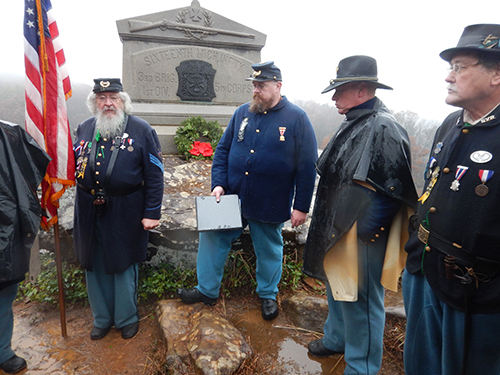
<box><xmin>74</xmin><ymin>140</ymin><xmax>85</xmax><ymax>155</ymax></box>
<box><xmin>450</xmin><ymin>165</ymin><xmax>468</xmax><ymax>191</ymax></box>
<box><xmin>476</xmin><ymin>170</ymin><xmax>494</xmax><ymax>197</ymax></box>
<box><xmin>419</xmin><ymin>166</ymin><xmax>440</xmax><ymax>204</ymax></box>
<box><xmin>127</xmin><ymin>139</ymin><xmax>134</xmax><ymax>152</ymax></box>
<box><xmin>426</xmin><ymin>157</ymin><xmax>437</xmax><ymax>179</ymax></box>
<box><xmin>279</xmin><ymin>127</ymin><xmax>286</xmax><ymax>141</ymax></box>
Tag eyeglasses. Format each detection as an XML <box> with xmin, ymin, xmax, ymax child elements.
<box><xmin>447</xmin><ymin>62</ymin><xmax>479</xmax><ymax>75</ymax></box>
<box><xmin>96</xmin><ymin>95</ymin><xmax>121</xmax><ymax>103</ymax></box>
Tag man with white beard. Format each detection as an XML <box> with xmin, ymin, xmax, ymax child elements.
<box><xmin>73</xmin><ymin>78</ymin><xmax>164</xmax><ymax>340</ymax></box>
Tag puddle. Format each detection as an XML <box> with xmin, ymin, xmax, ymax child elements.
<box><xmin>226</xmin><ymin>300</ymin><xmax>346</xmax><ymax>374</ymax></box>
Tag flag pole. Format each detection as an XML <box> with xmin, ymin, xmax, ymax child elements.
<box><xmin>53</xmin><ymin>214</ymin><xmax>67</xmax><ymax>337</ymax></box>
<box><xmin>34</xmin><ymin>0</ymin><xmax>66</xmax><ymax>337</ymax></box>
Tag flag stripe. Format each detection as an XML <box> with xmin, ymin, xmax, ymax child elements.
<box><xmin>24</xmin><ymin>0</ymin><xmax>75</xmax><ymax>230</ymax></box>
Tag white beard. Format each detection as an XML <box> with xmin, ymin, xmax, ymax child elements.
<box><xmin>96</xmin><ymin>107</ymin><xmax>125</xmax><ymax>138</ymax></box>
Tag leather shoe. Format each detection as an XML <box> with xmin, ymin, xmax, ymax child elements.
<box><xmin>121</xmin><ymin>322</ymin><xmax>139</xmax><ymax>339</ymax></box>
<box><xmin>0</xmin><ymin>355</ymin><xmax>27</xmax><ymax>374</ymax></box>
<box><xmin>260</xmin><ymin>298</ymin><xmax>279</xmax><ymax>320</ymax></box>
<box><xmin>90</xmin><ymin>325</ymin><xmax>111</xmax><ymax>340</ymax></box>
<box><xmin>177</xmin><ymin>288</ymin><xmax>217</xmax><ymax>306</ymax></box>
<box><xmin>308</xmin><ymin>339</ymin><xmax>341</xmax><ymax>357</ymax></box>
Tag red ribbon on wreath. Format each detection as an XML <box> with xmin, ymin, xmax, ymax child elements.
<box><xmin>189</xmin><ymin>141</ymin><xmax>213</xmax><ymax>157</ymax></box>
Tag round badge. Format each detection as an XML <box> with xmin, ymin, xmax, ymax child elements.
<box><xmin>475</xmin><ymin>184</ymin><xmax>489</xmax><ymax>197</ymax></box>
<box><xmin>127</xmin><ymin>146</ymin><xmax>134</xmax><ymax>152</ymax></box>
<box><xmin>470</xmin><ymin>150</ymin><xmax>493</xmax><ymax>164</ymax></box>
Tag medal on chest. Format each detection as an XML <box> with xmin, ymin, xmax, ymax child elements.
<box><xmin>418</xmin><ymin>166</ymin><xmax>440</xmax><ymax>204</ymax></box>
<box><xmin>475</xmin><ymin>169</ymin><xmax>494</xmax><ymax>197</ymax></box>
<box><xmin>279</xmin><ymin>127</ymin><xmax>286</xmax><ymax>141</ymax></box>
<box><xmin>450</xmin><ymin>165</ymin><xmax>468</xmax><ymax>191</ymax></box>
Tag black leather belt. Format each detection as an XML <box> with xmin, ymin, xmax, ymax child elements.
<box><xmin>77</xmin><ymin>181</ymin><xmax>144</xmax><ymax>197</ymax></box>
<box><xmin>418</xmin><ymin>224</ymin><xmax>500</xmax><ymax>278</ymax></box>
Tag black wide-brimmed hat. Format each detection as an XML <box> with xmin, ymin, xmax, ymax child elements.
<box><xmin>93</xmin><ymin>78</ymin><xmax>123</xmax><ymax>93</ymax></box>
<box><xmin>440</xmin><ymin>24</ymin><xmax>500</xmax><ymax>62</ymax></box>
<box><xmin>245</xmin><ymin>61</ymin><xmax>282</xmax><ymax>82</ymax></box>
<box><xmin>322</xmin><ymin>55</ymin><xmax>392</xmax><ymax>94</ymax></box>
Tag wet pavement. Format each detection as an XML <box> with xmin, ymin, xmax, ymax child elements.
<box><xmin>7</xmin><ymin>290</ymin><xmax>405</xmax><ymax>375</ymax></box>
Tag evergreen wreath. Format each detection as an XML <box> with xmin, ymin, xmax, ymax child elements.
<box><xmin>174</xmin><ymin>116</ymin><xmax>224</xmax><ymax>160</ymax></box>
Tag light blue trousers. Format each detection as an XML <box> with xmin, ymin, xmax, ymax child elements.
<box><xmin>322</xmin><ymin>238</ymin><xmax>386</xmax><ymax>375</ymax></box>
<box><xmin>403</xmin><ymin>270</ymin><xmax>500</xmax><ymax>375</ymax></box>
<box><xmin>85</xmin><ymin>235</ymin><xmax>139</xmax><ymax>330</ymax></box>
<box><xmin>0</xmin><ymin>283</ymin><xmax>18</xmax><ymax>364</ymax></box>
<box><xmin>196</xmin><ymin>219</ymin><xmax>284</xmax><ymax>300</ymax></box>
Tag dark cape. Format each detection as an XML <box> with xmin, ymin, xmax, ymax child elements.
<box><xmin>303</xmin><ymin>98</ymin><xmax>417</xmax><ymax>280</ymax></box>
<box><xmin>0</xmin><ymin>120</ymin><xmax>50</xmax><ymax>288</ymax></box>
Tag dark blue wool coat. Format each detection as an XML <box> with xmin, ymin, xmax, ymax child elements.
<box><xmin>211</xmin><ymin>96</ymin><xmax>318</xmax><ymax>223</ymax></box>
<box><xmin>405</xmin><ymin>104</ymin><xmax>500</xmax><ymax>313</ymax></box>
<box><xmin>73</xmin><ymin>115</ymin><xmax>163</xmax><ymax>274</ymax></box>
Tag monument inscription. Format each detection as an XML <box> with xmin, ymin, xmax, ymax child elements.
<box><xmin>130</xmin><ymin>45</ymin><xmax>253</xmax><ymax>104</ymax></box>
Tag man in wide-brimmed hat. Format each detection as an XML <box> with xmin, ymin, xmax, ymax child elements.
<box><xmin>303</xmin><ymin>55</ymin><xmax>417</xmax><ymax>374</ymax></box>
<box><xmin>403</xmin><ymin>24</ymin><xmax>500</xmax><ymax>375</ymax></box>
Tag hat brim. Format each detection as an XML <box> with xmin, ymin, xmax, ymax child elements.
<box><xmin>440</xmin><ymin>47</ymin><xmax>500</xmax><ymax>62</ymax></box>
<box><xmin>321</xmin><ymin>79</ymin><xmax>393</xmax><ymax>94</ymax></box>
<box><xmin>245</xmin><ymin>77</ymin><xmax>282</xmax><ymax>82</ymax></box>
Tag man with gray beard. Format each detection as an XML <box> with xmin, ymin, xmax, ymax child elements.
<box><xmin>73</xmin><ymin>78</ymin><xmax>163</xmax><ymax>340</ymax></box>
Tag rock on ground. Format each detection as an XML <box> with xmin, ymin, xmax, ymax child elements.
<box><xmin>157</xmin><ymin>300</ymin><xmax>252</xmax><ymax>375</ymax></box>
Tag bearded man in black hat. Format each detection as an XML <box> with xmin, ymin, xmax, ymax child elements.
<box><xmin>303</xmin><ymin>55</ymin><xmax>417</xmax><ymax>374</ymax></box>
<box><xmin>73</xmin><ymin>78</ymin><xmax>163</xmax><ymax>340</ymax></box>
<box><xmin>403</xmin><ymin>24</ymin><xmax>500</xmax><ymax>375</ymax></box>
<box><xmin>177</xmin><ymin>61</ymin><xmax>317</xmax><ymax>320</ymax></box>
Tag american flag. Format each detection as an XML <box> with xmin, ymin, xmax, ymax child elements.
<box><xmin>24</xmin><ymin>0</ymin><xmax>75</xmax><ymax>230</ymax></box>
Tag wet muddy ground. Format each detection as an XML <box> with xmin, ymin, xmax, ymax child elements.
<box><xmin>7</xmin><ymin>291</ymin><xmax>404</xmax><ymax>375</ymax></box>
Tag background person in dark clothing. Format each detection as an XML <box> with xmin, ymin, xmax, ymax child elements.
<box><xmin>0</xmin><ymin>120</ymin><xmax>49</xmax><ymax>374</ymax></box>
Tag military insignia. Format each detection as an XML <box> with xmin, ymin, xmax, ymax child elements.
<box><xmin>450</xmin><ymin>165</ymin><xmax>468</xmax><ymax>191</ymax></box>
<box><xmin>433</xmin><ymin>142</ymin><xmax>443</xmax><ymax>154</ymax></box>
<box><xmin>74</xmin><ymin>140</ymin><xmax>85</xmax><ymax>155</ymax></box>
<box><xmin>176</xmin><ymin>60</ymin><xmax>216</xmax><ymax>102</ymax></box>
<box><xmin>252</xmin><ymin>70</ymin><xmax>262</xmax><ymax>79</ymax></box>
<box><xmin>481</xmin><ymin>115</ymin><xmax>496</xmax><ymax>123</ymax></box>
<box><xmin>100</xmin><ymin>80</ymin><xmax>110</xmax><ymax>88</ymax></box>
<box><xmin>418</xmin><ymin>166</ymin><xmax>440</xmax><ymax>204</ymax></box>
<box><xmin>76</xmin><ymin>157</ymin><xmax>88</xmax><ymax>179</ymax></box>
<box><xmin>127</xmin><ymin>139</ymin><xmax>135</xmax><ymax>152</ymax></box>
<box><xmin>476</xmin><ymin>169</ymin><xmax>494</xmax><ymax>197</ymax></box>
<box><xmin>238</xmin><ymin>117</ymin><xmax>249</xmax><ymax>142</ymax></box>
<box><xmin>279</xmin><ymin>127</ymin><xmax>286</xmax><ymax>141</ymax></box>
<box><xmin>426</xmin><ymin>157</ymin><xmax>437</xmax><ymax>179</ymax></box>
<box><xmin>481</xmin><ymin>34</ymin><xmax>500</xmax><ymax>49</ymax></box>
<box><xmin>470</xmin><ymin>150</ymin><xmax>493</xmax><ymax>163</ymax></box>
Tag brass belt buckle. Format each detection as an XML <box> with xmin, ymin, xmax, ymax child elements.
<box><xmin>418</xmin><ymin>224</ymin><xmax>430</xmax><ymax>244</ymax></box>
